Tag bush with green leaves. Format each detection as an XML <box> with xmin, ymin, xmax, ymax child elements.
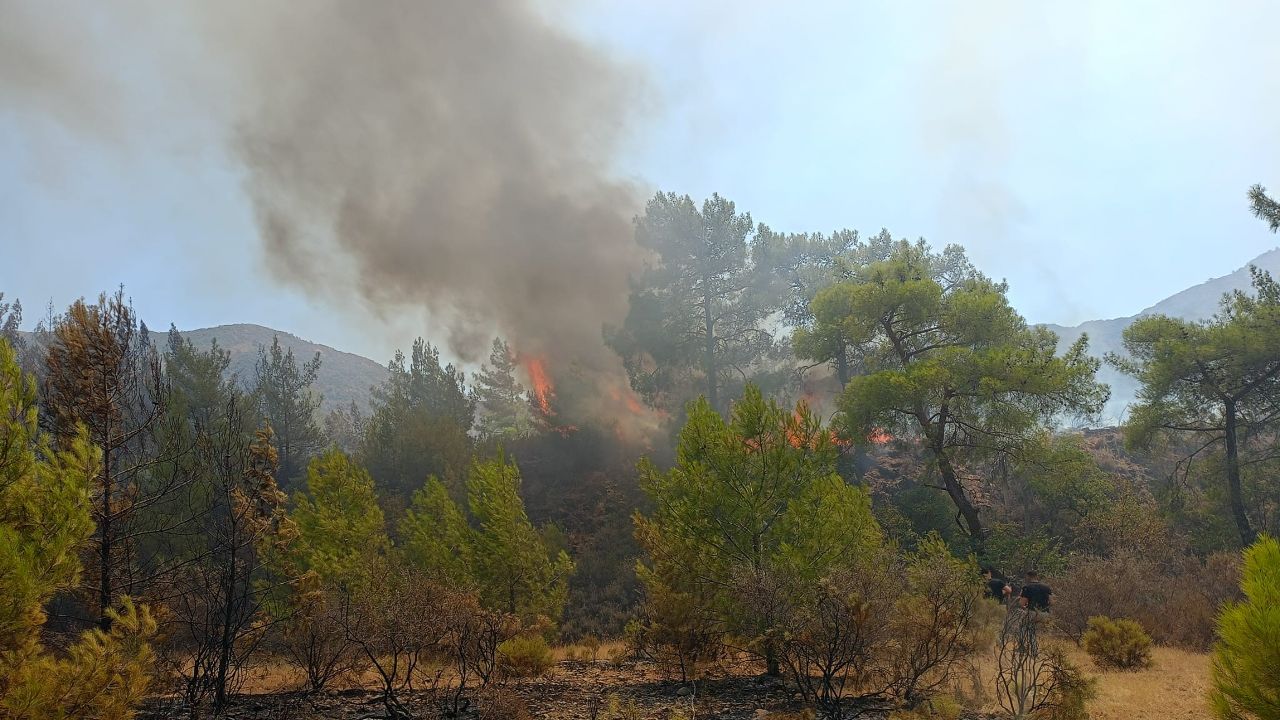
<box><xmin>1082</xmin><ymin>616</ymin><xmax>1153</xmax><ymax>670</ymax></box>
<box><xmin>1210</xmin><ymin>535</ymin><xmax>1280</xmax><ymax>720</ymax></box>
<box><xmin>497</xmin><ymin>635</ymin><xmax>555</xmax><ymax>678</ymax></box>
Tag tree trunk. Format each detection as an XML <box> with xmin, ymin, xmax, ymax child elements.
<box><xmin>933</xmin><ymin>446</ymin><xmax>986</xmax><ymax>552</ymax></box>
<box><xmin>764</xmin><ymin>641</ymin><xmax>780</xmax><ymax>676</ymax></box>
<box><xmin>834</xmin><ymin>345</ymin><xmax>850</xmax><ymax>387</ymax></box>
<box><xmin>1223</xmin><ymin>400</ymin><xmax>1257</xmax><ymax>547</ymax></box>
<box><xmin>702</xmin><ymin>291</ymin><xmax>718</xmax><ymax>413</ymax></box>
<box><xmin>214</xmin><ymin>541</ymin><xmax>237</xmax><ymax>715</ymax></box>
<box><xmin>99</xmin><ymin>440</ymin><xmax>113</xmax><ymax>632</ymax></box>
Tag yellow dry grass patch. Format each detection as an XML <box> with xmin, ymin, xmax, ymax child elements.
<box><xmin>230</xmin><ymin>641</ymin><xmax>1217</xmax><ymax>720</ymax></box>
<box><xmin>951</xmin><ymin>641</ymin><xmax>1213</xmax><ymax>720</ymax></box>
<box><xmin>1067</xmin><ymin>645</ymin><xmax>1213</xmax><ymax>720</ymax></box>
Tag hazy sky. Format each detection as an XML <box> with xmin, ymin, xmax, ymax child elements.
<box><xmin>3</xmin><ymin>0</ymin><xmax>1280</xmax><ymax>365</ymax></box>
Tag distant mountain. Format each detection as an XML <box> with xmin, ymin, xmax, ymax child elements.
<box><xmin>1044</xmin><ymin>247</ymin><xmax>1280</xmax><ymax>423</ymax></box>
<box><xmin>17</xmin><ymin>322</ymin><xmax>388</xmax><ymax>415</ymax></box>
<box><xmin>179</xmin><ymin>324</ymin><xmax>388</xmax><ymax>414</ymax></box>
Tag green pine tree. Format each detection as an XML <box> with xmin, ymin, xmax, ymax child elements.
<box><xmin>474</xmin><ymin>338</ymin><xmax>534</xmax><ymax>440</ymax></box>
<box><xmin>1112</xmin><ymin>269</ymin><xmax>1280</xmax><ymax>547</ymax></box>
<box><xmin>254</xmin><ymin>336</ymin><xmax>324</xmax><ymax>489</ymax></box>
<box><xmin>814</xmin><ymin>242</ymin><xmax>1107</xmax><ymax>549</ymax></box>
<box><xmin>635</xmin><ymin>384</ymin><xmax>881</xmax><ymax>675</ymax></box>
<box><xmin>289</xmin><ymin>449</ymin><xmax>389</xmax><ymax>590</ymax></box>
<box><xmin>468</xmin><ymin>454</ymin><xmax>574</xmax><ymax>624</ymax></box>
<box><xmin>1210</xmin><ymin>534</ymin><xmax>1280</xmax><ymax>720</ymax></box>
<box><xmin>0</xmin><ymin>338</ymin><xmax>157</xmax><ymax>719</ymax></box>
<box><xmin>399</xmin><ymin>477</ymin><xmax>475</xmax><ymax>588</ymax></box>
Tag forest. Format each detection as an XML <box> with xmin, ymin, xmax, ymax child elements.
<box><xmin>3</xmin><ymin>186</ymin><xmax>1280</xmax><ymax>720</ymax></box>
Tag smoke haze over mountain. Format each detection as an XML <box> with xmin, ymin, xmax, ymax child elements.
<box><xmin>1</xmin><ymin>1</ymin><xmax>650</xmax><ymax>411</ymax></box>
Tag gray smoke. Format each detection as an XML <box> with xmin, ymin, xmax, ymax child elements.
<box><xmin>2</xmin><ymin>1</ymin><xmax>650</xmax><ymax>413</ymax></box>
<box><xmin>217</xmin><ymin>2</ymin><xmax>647</xmax><ymax>372</ymax></box>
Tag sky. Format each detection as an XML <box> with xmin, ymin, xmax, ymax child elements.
<box><xmin>3</xmin><ymin>0</ymin><xmax>1280</xmax><ymax>365</ymax></box>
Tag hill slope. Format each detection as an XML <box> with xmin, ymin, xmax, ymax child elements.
<box><xmin>178</xmin><ymin>324</ymin><xmax>388</xmax><ymax>414</ymax></box>
<box><xmin>1044</xmin><ymin>247</ymin><xmax>1280</xmax><ymax>423</ymax></box>
<box><xmin>16</xmin><ymin>323</ymin><xmax>389</xmax><ymax>415</ymax></box>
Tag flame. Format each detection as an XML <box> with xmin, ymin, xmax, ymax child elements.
<box><xmin>868</xmin><ymin>429</ymin><xmax>893</xmax><ymax>445</ymax></box>
<box><xmin>608</xmin><ymin>384</ymin><xmax>649</xmax><ymax>416</ymax></box>
<box><xmin>523</xmin><ymin>356</ymin><xmax>554</xmax><ymax>416</ymax></box>
<box><xmin>516</xmin><ymin>350</ymin><xmax>666</xmax><ymax>444</ymax></box>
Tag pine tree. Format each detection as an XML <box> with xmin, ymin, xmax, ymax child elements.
<box><xmin>253</xmin><ymin>336</ymin><xmax>324</xmax><ymax>489</ymax></box>
<box><xmin>1248</xmin><ymin>184</ymin><xmax>1280</xmax><ymax>232</ymax></box>
<box><xmin>607</xmin><ymin>192</ymin><xmax>777</xmax><ymax>414</ymax></box>
<box><xmin>0</xmin><ymin>338</ymin><xmax>157</xmax><ymax>718</ymax></box>
<box><xmin>165</xmin><ymin>326</ymin><xmax>236</xmax><ymax>428</ymax></box>
<box><xmin>1210</xmin><ymin>534</ymin><xmax>1280</xmax><ymax>720</ymax></box>
<box><xmin>171</xmin><ymin>412</ymin><xmax>295</xmax><ymax>715</ymax></box>
<box><xmin>289</xmin><ymin>449</ymin><xmax>389</xmax><ymax>590</ymax></box>
<box><xmin>634</xmin><ymin>384</ymin><xmax>881</xmax><ymax>675</ymax></box>
<box><xmin>1112</xmin><ymin>269</ymin><xmax>1280</xmax><ymax>547</ymax></box>
<box><xmin>474</xmin><ymin>338</ymin><xmax>533</xmax><ymax>440</ymax></box>
<box><xmin>468</xmin><ymin>454</ymin><xmax>574</xmax><ymax>624</ymax></box>
<box><xmin>0</xmin><ymin>292</ymin><xmax>22</xmax><ymax>354</ymax></box>
<box><xmin>41</xmin><ymin>289</ymin><xmax>176</xmax><ymax>630</ymax></box>
<box><xmin>359</xmin><ymin>338</ymin><xmax>474</xmax><ymax>510</ymax></box>
<box><xmin>399</xmin><ymin>477</ymin><xmax>475</xmax><ymax>588</ymax></box>
<box><xmin>820</xmin><ymin>243</ymin><xmax>1107</xmax><ymax>549</ymax></box>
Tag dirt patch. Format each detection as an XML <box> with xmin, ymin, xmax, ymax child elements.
<box><xmin>140</xmin><ymin>659</ymin><xmax>828</xmax><ymax>720</ymax></box>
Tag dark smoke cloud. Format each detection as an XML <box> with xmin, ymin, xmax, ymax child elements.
<box><xmin>2</xmin><ymin>1</ymin><xmax>651</xmax><ymax>417</ymax></box>
<box><xmin>216</xmin><ymin>2</ymin><xmax>648</xmax><ymax>372</ymax></box>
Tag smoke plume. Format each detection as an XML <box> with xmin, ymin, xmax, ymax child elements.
<box><xmin>219</xmin><ymin>2</ymin><xmax>647</xmax><ymax>365</ymax></box>
<box><xmin>2</xmin><ymin>1</ymin><xmax>651</xmax><ymax>423</ymax></box>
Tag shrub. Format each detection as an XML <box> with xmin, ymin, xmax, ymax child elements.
<box><xmin>279</xmin><ymin>584</ymin><xmax>360</xmax><ymax>693</ymax></box>
<box><xmin>883</xmin><ymin>538</ymin><xmax>985</xmax><ymax>704</ymax></box>
<box><xmin>498</xmin><ymin>635</ymin><xmax>555</xmax><ymax>678</ymax></box>
<box><xmin>581</xmin><ymin>634</ymin><xmax>602</xmax><ymax>662</ymax></box>
<box><xmin>1056</xmin><ymin>550</ymin><xmax>1240</xmax><ymax>650</ymax></box>
<box><xmin>1045</xmin><ymin>649</ymin><xmax>1095</xmax><ymax>720</ymax></box>
<box><xmin>887</xmin><ymin>695</ymin><xmax>962</xmax><ymax>720</ymax></box>
<box><xmin>995</xmin><ymin>612</ymin><xmax>1095</xmax><ymax>719</ymax></box>
<box><xmin>1082</xmin><ymin>616</ymin><xmax>1153</xmax><ymax>670</ymax></box>
<box><xmin>435</xmin><ymin>595</ymin><xmax>520</xmax><ymax>716</ymax></box>
<box><xmin>625</xmin><ymin>566</ymin><xmax>723</xmax><ymax>682</ymax></box>
<box><xmin>775</xmin><ymin>559</ymin><xmax>897</xmax><ymax>718</ymax></box>
<box><xmin>1210</xmin><ymin>535</ymin><xmax>1280</xmax><ymax>720</ymax></box>
<box><xmin>475</xmin><ymin>686</ymin><xmax>533</xmax><ymax>720</ymax></box>
<box><xmin>599</xmin><ymin>694</ymin><xmax>643</xmax><ymax>720</ymax></box>
<box><xmin>341</xmin><ymin>559</ymin><xmax>453</xmax><ymax>718</ymax></box>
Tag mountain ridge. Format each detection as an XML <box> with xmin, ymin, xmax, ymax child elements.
<box><xmin>1044</xmin><ymin>246</ymin><xmax>1280</xmax><ymax>422</ymax></box>
<box><xmin>16</xmin><ymin>322</ymin><xmax>389</xmax><ymax>415</ymax></box>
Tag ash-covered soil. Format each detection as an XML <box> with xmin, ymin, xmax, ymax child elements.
<box><xmin>138</xmin><ymin>658</ymin><xmax>897</xmax><ymax>719</ymax></box>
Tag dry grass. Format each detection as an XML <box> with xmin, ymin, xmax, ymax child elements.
<box><xmin>222</xmin><ymin>641</ymin><xmax>1218</xmax><ymax>719</ymax></box>
<box><xmin>949</xmin><ymin>641</ymin><xmax>1214</xmax><ymax>720</ymax></box>
<box><xmin>1067</xmin><ymin>644</ymin><xmax>1213</xmax><ymax>720</ymax></box>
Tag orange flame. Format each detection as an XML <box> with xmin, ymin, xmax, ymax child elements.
<box><xmin>524</xmin><ymin>357</ymin><xmax>554</xmax><ymax>416</ymax></box>
<box><xmin>608</xmin><ymin>384</ymin><xmax>649</xmax><ymax>417</ymax></box>
<box><xmin>868</xmin><ymin>429</ymin><xmax>893</xmax><ymax>445</ymax></box>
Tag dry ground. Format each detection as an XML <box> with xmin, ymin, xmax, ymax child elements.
<box><xmin>149</xmin><ymin>642</ymin><xmax>1216</xmax><ymax>719</ymax></box>
<box><xmin>1064</xmin><ymin>645</ymin><xmax>1213</xmax><ymax>720</ymax></box>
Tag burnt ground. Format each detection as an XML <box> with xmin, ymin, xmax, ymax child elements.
<box><xmin>138</xmin><ymin>658</ymin><xmax>902</xmax><ymax>719</ymax></box>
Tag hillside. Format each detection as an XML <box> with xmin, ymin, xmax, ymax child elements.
<box><xmin>178</xmin><ymin>324</ymin><xmax>388</xmax><ymax>414</ymax></box>
<box><xmin>1045</xmin><ymin>246</ymin><xmax>1280</xmax><ymax>423</ymax></box>
<box><xmin>17</xmin><ymin>323</ymin><xmax>388</xmax><ymax>415</ymax></box>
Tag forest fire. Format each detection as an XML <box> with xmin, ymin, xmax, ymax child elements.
<box><xmin>523</xmin><ymin>356</ymin><xmax>554</xmax><ymax>417</ymax></box>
